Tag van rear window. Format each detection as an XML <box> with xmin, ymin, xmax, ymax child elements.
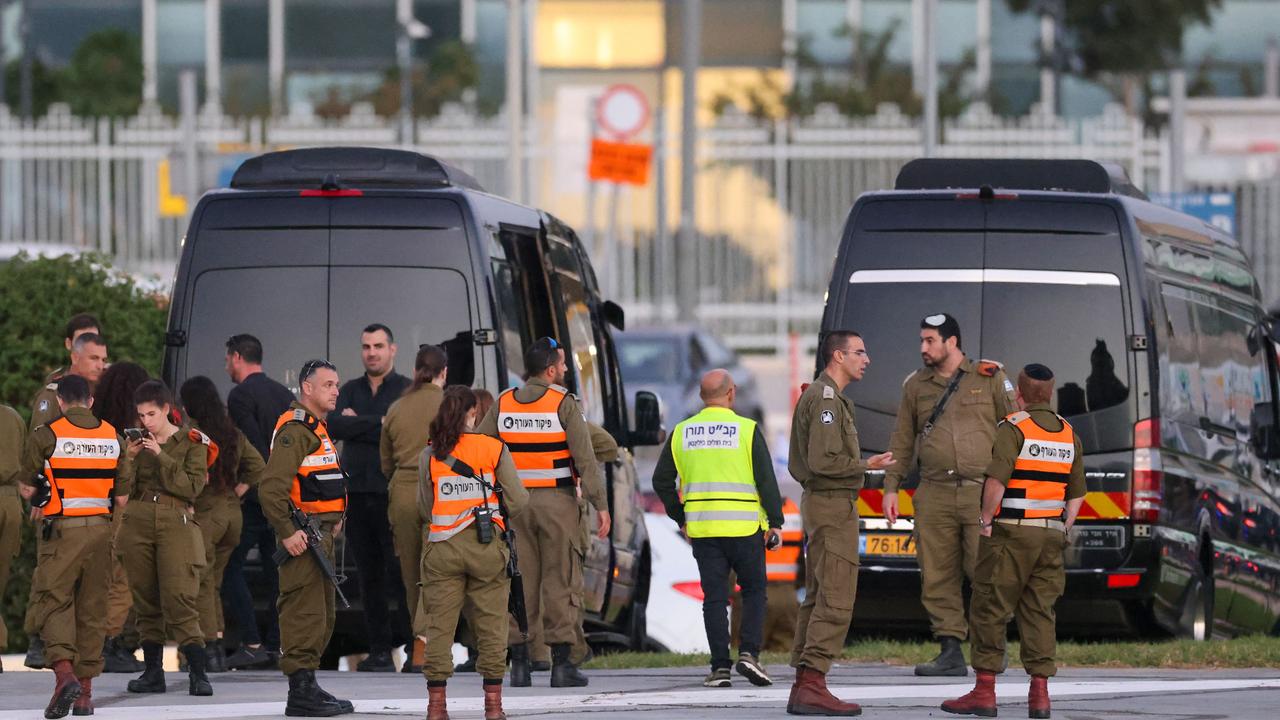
<box><xmin>843</xmin><ymin>269</ymin><xmax>1131</xmax><ymax>453</ymax></box>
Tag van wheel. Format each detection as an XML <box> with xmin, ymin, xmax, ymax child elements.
<box><xmin>627</xmin><ymin>601</ymin><xmax>648</xmax><ymax>651</ymax></box>
<box><xmin>1178</xmin><ymin>544</ymin><xmax>1215</xmax><ymax>641</ymax></box>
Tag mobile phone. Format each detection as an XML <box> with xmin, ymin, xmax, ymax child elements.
<box><xmin>123</xmin><ymin>428</ymin><xmax>148</xmax><ymax>442</ymax></box>
<box><xmin>766</xmin><ymin>531</ymin><xmax>782</xmax><ymax>550</ymax></box>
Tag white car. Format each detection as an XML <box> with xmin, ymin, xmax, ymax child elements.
<box><xmin>642</xmin><ymin>512</ymin><xmax>711</xmax><ymax>653</ymax></box>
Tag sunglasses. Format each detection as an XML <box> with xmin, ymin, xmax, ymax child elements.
<box><xmin>300</xmin><ymin>359</ymin><xmax>336</xmax><ymax>383</ymax></box>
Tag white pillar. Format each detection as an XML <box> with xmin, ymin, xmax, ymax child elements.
<box><xmin>911</xmin><ymin>0</ymin><xmax>924</xmax><ymax>92</ymax></box>
<box><xmin>975</xmin><ymin>0</ymin><xmax>991</xmax><ymax>96</ymax></box>
<box><xmin>461</xmin><ymin>0</ymin><xmax>477</xmax><ymax>43</ymax></box>
<box><xmin>269</xmin><ymin>0</ymin><xmax>285</xmax><ymax>116</ymax></box>
<box><xmin>204</xmin><ymin>0</ymin><xmax>222</xmax><ymax>111</ymax></box>
<box><xmin>782</xmin><ymin>0</ymin><xmax>797</xmax><ymax>84</ymax></box>
<box><xmin>1169</xmin><ymin>68</ymin><xmax>1186</xmax><ymax>193</ymax></box>
<box><xmin>1266</xmin><ymin>35</ymin><xmax>1279</xmax><ymax>98</ymax></box>
<box><xmin>1039</xmin><ymin>11</ymin><xmax>1056</xmax><ymax>114</ymax></box>
<box><xmin>922</xmin><ymin>0</ymin><xmax>937</xmax><ymax>156</ymax></box>
<box><xmin>506</xmin><ymin>0</ymin><xmax>524</xmax><ymax>203</ymax></box>
<box><xmin>142</xmin><ymin>0</ymin><xmax>157</xmax><ymax>104</ymax></box>
<box><xmin>846</xmin><ymin>0</ymin><xmax>862</xmax><ymax>57</ymax></box>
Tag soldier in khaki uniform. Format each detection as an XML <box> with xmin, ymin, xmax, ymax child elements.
<box><xmin>19</xmin><ymin>375</ymin><xmax>129</xmax><ymax>718</ymax></box>
<box><xmin>942</xmin><ymin>364</ymin><xmax>1085</xmax><ymax>719</ymax></box>
<box><xmin>787</xmin><ymin>331</ymin><xmax>893</xmax><ymax>717</ymax></box>
<box><xmin>380</xmin><ymin>343</ymin><xmax>448</xmax><ymax>672</ymax></box>
<box><xmin>476</xmin><ymin>337</ymin><xmax>610</xmax><ymax>689</ymax></box>
<box><xmin>23</xmin><ymin>318</ymin><xmax>105</xmax><ymax>670</ymax></box>
<box><xmin>0</xmin><ymin>403</ymin><xmax>24</xmax><ymax>673</ymax></box>
<box><xmin>882</xmin><ymin>314</ymin><xmax>1016</xmax><ymax>676</ymax></box>
<box><xmin>117</xmin><ymin>380</ymin><xmax>214</xmax><ymax>697</ymax></box>
<box><xmin>417</xmin><ymin>385</ymin><xmax>529</xmax><ymax>720</ymax></box>
<box><xmin>180</xmin><ymin>376</ymin><xmax>266</xmax><ymax>673</ymax></box>
<box><xmin>260</xmin><ymin>360</ymin><xmax>353</xmax><ymax>717</ymax></box>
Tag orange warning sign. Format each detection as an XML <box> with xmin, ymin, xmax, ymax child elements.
<box><xmin>588</xmin><ymin>139</ymin><xmax>652</xmax><ymax>185</ymax></box>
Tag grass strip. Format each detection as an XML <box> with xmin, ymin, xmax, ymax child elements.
<box><xmin>585</xmin><ymin>636</ymin><xmax>1280</xmax><ymax>670</ymax></box>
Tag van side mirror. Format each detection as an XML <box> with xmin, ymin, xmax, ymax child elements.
<box><xmin>602</xmin><ymin>300</ymin><xmax>625</xmax><ymax>331</ymax></box>
<box><xmin>1249</xmin><ymin>402</ymin><xmax>1280</xmax><ymax>460</ymax></box>
<box><xmin>631</xmin><ymin>390</ymin><xmax>665</xmax><ymax>446</ymax></box>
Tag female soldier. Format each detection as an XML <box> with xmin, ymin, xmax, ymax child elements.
<box><xmin>117</xmin><ymin>380</ymin><xmax>214</xmax><ymax>697</ymax></box>
<box><xmin>180</xmin><ymin>376</ymin><xmax>265</xmax><ymax>673</ymax></box>
<box><xmin>92</xmin><ymin>362</ymin><xmax>152</xmax><ymax>673</ymax></box>
<box><xmin>418</xmin><ymin>386</ymin><xmax>527</xmax><ymax>720</ymax></box>
<box><xmin>380</xmin><ymin>343</ymin><xmax>448</xmax><ymax>671</ymax></box>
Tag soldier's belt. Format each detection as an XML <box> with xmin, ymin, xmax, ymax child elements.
<box><xmin>134</xmin><ymin>492</ymin><xmax>193</xmax><ymax>510</ymax></box>
<box><xmin>923</xmin><ymin>473</ymin><xmax>984</xmax><ymax>485</ymax></box>
<box><xmin>0</xmin><ymin>485</ymin><xmax>17</xmax><ymax>496</ymax></box>
<box><xmin>994</xmin><ymin>517</ymin><xmax>1065</xmax><ymax>532</ymax></box>
<box><xmin>47</xmin><ymin>515</ymin><xmax>112</xmax><ymax>529</ymax></box>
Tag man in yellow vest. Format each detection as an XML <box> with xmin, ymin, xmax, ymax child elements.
<box><xmin>477</xmin><ymin>337</ymin><xmax>610</xmax><ymax>688</ymax></box>
<box><xmin>652</xmin><ymin>368</ymin><xmax>785</xmax><ymax>688</ymax></box>
<box><xmin>942</xmin><ymin>364</ymin><xmax>1085</xmax><ymax>719</ymax></box>
<box><xmin>19</xmin><ymin>375</ymin><xmax>129</xmax><ymax>718</ymax></box>
<box><xmin>260</xmin><ymin>359</ymin><xmax>353</xmax><ymax>717</ymax></box>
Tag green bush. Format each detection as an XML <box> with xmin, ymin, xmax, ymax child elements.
<box><xmin>0</xmin><ymin>252</ymin><xmax>168</xmax><ymax>652</ymax></box>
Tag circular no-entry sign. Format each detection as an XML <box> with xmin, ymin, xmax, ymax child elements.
<box><xmin>596</xmin><ymin>84</ymin><xmax>650</xmax><ymax>141</ymax></box>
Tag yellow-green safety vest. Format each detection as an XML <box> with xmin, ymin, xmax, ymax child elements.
<box><xmin>671</xmin><ymin>406</ymin><xmax>764</xmax><ymax>538</ymax></box>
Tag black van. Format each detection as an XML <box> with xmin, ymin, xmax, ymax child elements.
<box><xmin>161</xmin><ymin>147</ymin><xmax>662</xmax><ymax>656</ymax></box>
<box><xmin>823</xmin><ymin>159</ymin><xmax>1280</xmax><ymax>638</ymax></box>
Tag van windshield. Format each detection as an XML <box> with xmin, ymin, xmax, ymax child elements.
<box><xmin>844</xmin><ymin>270</ymin><xmax>1131</xmax><ymax>453</ymax></box>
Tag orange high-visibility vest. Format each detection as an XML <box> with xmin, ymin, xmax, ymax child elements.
<box><xmin>426</xmin><ymin>433</ymin><xmax>507</xmax><ymax>542</ymax></box>
<box><xmin>272</xmin><ymin>408</ymin><xmax>346</xmax><ymax>514</ymax></box>
<box><xmin>43</xmin><ymin>416</ymin><xmax>120</xmax><ymax>517</ymax></box>
<box><xmin>1000</xmin><ymin>411</ymin><xmax>1074</xmax><ymax>520</ymax></box>
<box><xmin>188</xmin><ymin>427</ymin><xmax>220</xmax><ymax>469</ymax></box>
<box><xmin>766</xmin><ymin>497</ymin><xmax>803</xmax><ymax>582</ymax></box>
<box><xmin>496</xmin><ymin>384</ymin><xmax>576</xmax><ymax>490</ymax></box>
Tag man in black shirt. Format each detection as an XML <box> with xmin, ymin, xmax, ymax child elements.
<box><xmin>223</xmin><ymin>334</ymin><xmax>294</xmax><ymax>669</ymax></box>
<box><xmin>328</xmin><ymin>324</ymin><xmax>412</xmax><ymax>672</ymax></box>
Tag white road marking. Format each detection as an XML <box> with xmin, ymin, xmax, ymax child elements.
<box><xmin>3</xmin><ymin>677</ymin><xmax>1278</xmax><ymax>718</ymax></box>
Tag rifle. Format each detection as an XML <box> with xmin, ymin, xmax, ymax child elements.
<box><xmin>443</xmin><ymin>455</ymin><xmax>528</xmax><ymax>641</ymax></box>
<box><xmin>272</xmin><ymin>505</ymin><xmax>350</xmax><ymax>609</ymax></box>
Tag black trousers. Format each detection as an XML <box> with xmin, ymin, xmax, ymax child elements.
<box><xmin>224</xmin><ymin>498</ymin><xmax>281</xmax><ymax>649</ymax></box>
<box><xmin>345</xmin><ymin>492</ymin><xmax>411</xmax><ymax>652</ymax></box>
<box><xmin>691</xmin><ymin>531</ymin><xmax>767</xmax><ymax>670</ymax></box>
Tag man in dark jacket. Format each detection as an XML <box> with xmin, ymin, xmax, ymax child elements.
<box><xmin>327</xmin><ymin>324</ymin><xmax>412</xmax><ymax>672</ymax></box>
<box><xmin>222</xmin><ymin>333</ymin><xmax>294</xmax><ymax>669</ymax></box>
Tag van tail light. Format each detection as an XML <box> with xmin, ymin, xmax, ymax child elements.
<box><xmin>300</xmin><ymin>189</ymin><xmax>363</xmax><ymax>197</ymax></box>
<box><xmin>1106</xmin><ymin>572</ymin><xmax>1142</xmax><ymax>589</ymax></box>
<box><xmin>1131</xmin><ymin>418</ymin><xmax>1162</xmax><ymax>523</ymax></box>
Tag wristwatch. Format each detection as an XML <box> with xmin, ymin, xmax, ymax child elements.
<box><xmin>978</xmin><ymin>515</ymin><xmax>991</xmax><ymax>528</ymax></box>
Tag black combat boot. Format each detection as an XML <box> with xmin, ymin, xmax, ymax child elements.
<box><xmin>127</xmin><ymin>642</ymin><xmax>167</xmax><ymax>693</ymax></box>
<box><xmin>102</xmin><ymin>637</ymin><xmax>137</xmax><ymax>674</ymax></box>
<box><xmin>25</xmin><ymin>635</ymin><xmax>47</xmax><ymax>670</ymax></box>
<box><xmin>508</xmin><ymin>643</ymin><xmax>531</xmax><ymax>688</ymax></box>
<box><xmin>915</xmin><ymin>637</ymin><xmax>968</xmax><ymax>677</ymax></box>
<box><xmin>549</xmin><ymin>643</ymin><xmax>588</xmax><ymax>688</ymax></box>
<box><xmin>182</xmin><ymin>643</ymin><xmax>213</xmax><ymax>696</ymax></box>
<box><xmin>206</xmin><ymin>640</ymin><xmax>227</xmax><ymax>673</ymax></box>
<box><xmin>313</xmin><ymin>672</ymin><xmax>354</xmax><ymax>713</ymax></box>
<box><xmin>285</xmin><ymin>670</ymin><xmax>346</xmax><ymax>717</ymax></box>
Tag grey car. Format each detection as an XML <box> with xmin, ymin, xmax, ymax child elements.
<box><xmin>616</xmin><ymin>326</ymin><xmax>766</xmax><ymax>491</ymax></box>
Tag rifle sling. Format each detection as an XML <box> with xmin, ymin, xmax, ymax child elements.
<box><xmin>920</xmin><ymin>368</ymin><xmax>966</xmax><ymax>440</ymax></box>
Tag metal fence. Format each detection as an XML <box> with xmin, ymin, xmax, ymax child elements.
<box><xmin>3</xmin><ymin>99</ymin><xmax>1278</xmax><ymax>351</ymax></box>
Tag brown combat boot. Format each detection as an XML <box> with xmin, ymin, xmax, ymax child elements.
<box><xmin>46</xmin><ymin>660</ymin><xmax>83</xmax><ymax>719</ymax></box>
<box><xmin>483</xmin><ymin>681</ymin><xmax>506</xmax><ymax>720</ymax></box>
<box><xmin>786</xmin><ymin>666</ymin><xmax>862</xmax><ymax>716</ymax></box>
<box><xmin>426</xmin><ymin>684</ymin><xmax>449</xmax><ymax>720</ymax></box>
<box><xmin>72</xmin><ymin>678</ymin><xmax>93</xmax><ymax>716</ymax></box>
<box><xmin>1028</xmin><ymin>675</ymin><xmax>1050</xmax><ymax>719</ymax></box>
<box><xmin>941</xmin><ymin>669</ymin><xmax>998</xmax><ymax>717</ymax></box>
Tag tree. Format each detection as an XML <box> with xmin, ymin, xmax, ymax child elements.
<box><xmin>369</xmin><ymin>40</ymin><xmax>484</xmax><ymax>118</ymax></box>
<box><xmin>2</xmin><ymin>57</ymin><xmax>61</xmax><ymax>117</ymax></box>
<box><xmin>60</xmin><ymin>29</ymin><xmax>144</xmax><ymax>117</ymax></box>
<box><xmin>0</xmin><ymin>252</ymin><xmax>167</xmax><ymax>650</ymax></box>
<box><xmin>1007</xmin><ymin>0</ymin><xmax>1222</xmax><ymax>114</ymax></box>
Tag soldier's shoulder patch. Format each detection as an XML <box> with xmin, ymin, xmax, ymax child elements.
<box><xmin>277</xmin><ymin>432</ymin><xmax>294</xmax><ymax>448</ymax></box>
<box><xmin>1003</xmin><ymin>378</ymin><xmax>1015</xmax><ymax>394</ymax></box>
<box><xmin>822</xmin><ymin>384</ymin><xmax>835</xmax><ymax>400</ymax></box>
<box><xmin>45</xmin><ymin>382</ymin><xmax>58</xmax><ymax>391</ymax></box>
<box><xmin>38</xmin><ymin>399</ymin><xmax>49</xmax><ymax>412</ymax></box>
<box><xmin>289</xmin><ymin>408</ymin><xmax>319</xmax><ymax>430</ymax></box>
<box><xmin>977</xmin><ymin>359</ymin><xmax>1003</xmax><ymax>377</ymax></box>
<box><xmin>1007</xmin><ymin>410</ymin><xmax>1032</xmax><ymax>424</ymax></box>
<box><xmin>549</xmin><ymin>383</ymin><xmax>569</xmax><ymax>394</ymax></box>
<box><xmin>820</xmin><ymin>409</ymin><xmax>835</xmax><ymax>425</ymax></box>
<box><xmin>188</xmin><ymin>429</ymin><xmax>211</xmax><ymax>446</ymax></box>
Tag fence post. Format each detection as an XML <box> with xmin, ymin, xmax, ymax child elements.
<box><xmin>774</xmin><ymin>115</ymin><xmax>790</xmax><ymax>356</ymax></box>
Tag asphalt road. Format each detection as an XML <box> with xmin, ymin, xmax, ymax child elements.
<box><xmin>2</xmin><ymin>661</ymin><xmax>1278</xmax><ymax>719</ymax></box>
